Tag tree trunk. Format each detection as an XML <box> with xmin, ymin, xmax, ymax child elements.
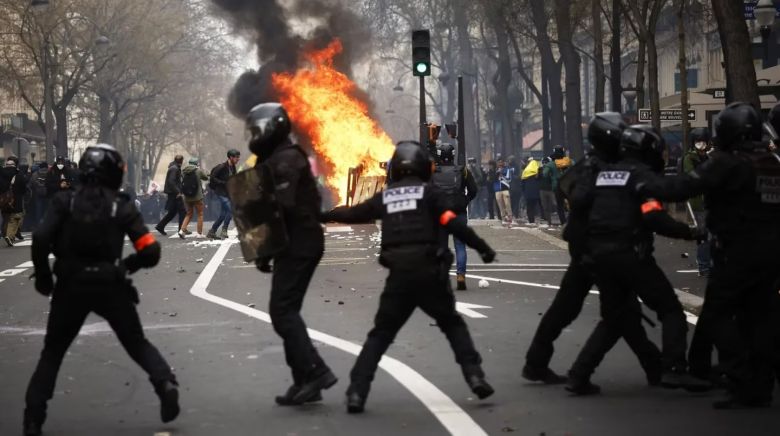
<box><xmin>678</xmin><ymin>0</ymin><xmax>689</xmax><ymax>154</ymax></box>
<box><xmin>636</xmin><ymin>39</ymin><xmax>646</xmax><ymax>110</ymax></box>
<box><xmin>593</xmin><ymin>0</ymin><xmax>606</xmax><ymax>113</ymax></box>
<box><xmin>98</xmin><ymin>94</ymin><xmax>112</xmax><ymax>143</ymax></box>
<box><xmin>647</xmin><ymin>35</ymin><xmax>661</xmax><ymax>132</ymax></box>
<box><xmin>454</xmin><ymin>0</ymin><xmax>480</xmax><ymax>163</ymax></box>
<box><xmin>610</xmin><ymin>0</ymin><xmax>622</xmax><ymax>112</ymax></box>
<box><xmin>530</xmin><ymin>0</ymin><xmax>564</xmax><ymax>154</ymax></box>
<box><xmin>54</xmin><ymin>106</ymin><xmax>68</xmax><ymax>159</ymax></box>
<box><xmin>711</xmin><ymin>0</ymin><xmax>760</xmax><ymax>108</ymax></box>
<box><xmin>555</xmin><ymin>0</ymin><xmax>584</xmax><ymax>159</ymax></box>
<box><xmin>486</xmin><ymin>2</ymin><xmax>515</xmax><ymax>158</ymax></box>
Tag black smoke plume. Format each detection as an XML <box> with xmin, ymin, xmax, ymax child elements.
<box><xmin>211</xmin><ymin>0</ymin><xmax>371</xmax><ymax>119</ymax></box>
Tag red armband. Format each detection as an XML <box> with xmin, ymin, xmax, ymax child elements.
<box><xmin>641</xmin><ymin>200</ymin><xmax>663</xmax><ymax>214</ymax></box>
<box><xmin>439</xmin><ymin>210</ymin><xmax>457</xmax><ymax>226</ymax></box>
<box><xmin>134</xmin><ymin>233</ymin><xmax>156</xmax><ymax>252</ymax></box>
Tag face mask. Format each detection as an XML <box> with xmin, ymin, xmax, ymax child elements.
<box><xmin>694</xmin><ymin>142</ymin><xmax>707</xmax><ymax>151</ymax></box>
<box><xmin>56</xmin><ymin>164</ymin><xmax>64</xmax><ymax>170</ymax></box>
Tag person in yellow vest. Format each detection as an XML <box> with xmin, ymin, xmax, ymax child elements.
<box><xmin>521</xmin><ymin>157</ymin><xmax>542</xmax><ymax>225</ymax></box>
<box><xmin>551</xmin><ymin>146</ymin><xmax>572</xmax><ymax>225</ymax></box>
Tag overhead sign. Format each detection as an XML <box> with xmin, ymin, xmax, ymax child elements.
<box><xmin>638</xmin><ymin>109</ymin><xmax>696</xmax><ymax>123</ymax></box>
<box><xmin>744</xmin><ymin>0</ymin><xmax>780</xmax><ymax>20</ymax></box>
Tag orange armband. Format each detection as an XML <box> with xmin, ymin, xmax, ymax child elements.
<box><xmin>641</xmin><ymin>200</ymin><xmax>663</xmax><ymax>214</ymax></box>
<box><xmin>134</xmin><ymin>233</ymin><xmax>156</xmax><ymax>252</ymax></box>
<box><xmin>439</xmin><ymin>210</ymin><xmax>457</xmax><ymax>226</ymax></box>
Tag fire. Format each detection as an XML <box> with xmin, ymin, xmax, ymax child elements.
<box><xmin>272</xmin><ymin>39</ymin><xmax>395</xmax><ymax>204</ymax></box>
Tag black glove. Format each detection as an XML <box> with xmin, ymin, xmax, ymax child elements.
<box><xmin>123</xmin><ymin>254</ymin><xmax>142</xmax><ymax>274</ymax></box>
<box><xmin>34</xmin><ymin>273</ymin><xmax>54</xmax><ymax>296</ymax></box>
<box><xmin>480</xmin><ymin>248</ymin><xmax>496</xmax><ymax>264</ymax></box>
<box><xmin>255</xmin><ymin>257</ymin><xmax>272</xmax><ymax>273</ymax></box>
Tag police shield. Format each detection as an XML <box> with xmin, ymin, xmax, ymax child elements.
<box><xmin>227</xmin><ymin>164</ymin><xmax>288</xmax><ymax>262</ymax></box>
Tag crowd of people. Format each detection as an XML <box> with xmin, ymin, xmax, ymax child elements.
<box><xmin>466</xmin><ymin>148</ymin><xmax>573</xmax><ymax>228</ymax></box>
<box><xmin>0</xmin><ymin>150</ymin><xmax>242</xmax><ymax>247</ymax></box>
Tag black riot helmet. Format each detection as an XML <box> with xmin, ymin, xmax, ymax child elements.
<box><xmin>246</xmin><ymin>102</ymin><xmax>292</xmax><ymax>157</ymax></box>
<box><xmin>437</xmin><ymin>143</ymin><xmax>455</xmax><ymax>164</ymax></box>
<box><xmin>620</xmin><ymin>124</ymin><xmax>666</xmax><ymax>173</ymax></box>
<box><xmin>587</xmin><ymin>112</ymin><xmax>627</xmax><ymax>160</ymax></box>
<box><xmin>390</xmin><ymin>141</ymin><xmax>433</xmax><ymax>182</ymax></box>
<box><xmin>713</xmin><ymin>102</ymin><xmax>762</xmax><ymax>150</ymax></box>
<box><xmin>78</xmin><ymin>143</ymin><xmax>125</xmax><ymax>190</ymax></box>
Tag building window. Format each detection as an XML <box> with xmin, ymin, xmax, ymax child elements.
<box><xmin>674</xmin><ymin>69</ymin><xmax>699</xmax><ymax>93</ymax></box>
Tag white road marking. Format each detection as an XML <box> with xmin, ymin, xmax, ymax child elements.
<box><xmin>17</xmin><ymin>261</ymin><xmax>34</xmax><ymax>268</ymax></box>
<box><xmin>190</xmin><ymin>242</ymin><xmax>488</xmax><ymax>436</ymax></box>
<box><xmin>325</xmin><ymin>226</ymin><xmax>354</xmax><ymax>233</ymax></box>
<box><xmin>455</xmin><ymin>302</ymin><xmax>492</xmax><ymax>319</ymax></box>
<box><xmin>456</xmin><ymin>268</ymin><xmax>567</xmax><ymax>272</ymax></box>
<box><xmin>0</xmin><ymin>268</ymin><xmax>28</xmax><ymax>277</ymax></box>
<box><xmin>464</xmin><ymin>263</ymin><xmax>568</xmax><ymax>267</ymax></box>
<box><xmin>676</xmin><ymin>269</ymin><xmax>699</xmax><ymax>274</ymax></box>
<box><xmin>459</xmin><ymin>272</ymin><xmax>698</xmax><ymax>326</ymax></box>
<box><xmin>13</xmin><ymin>240</ymin><xmax>32</xmax><ymax>247</ymax></box>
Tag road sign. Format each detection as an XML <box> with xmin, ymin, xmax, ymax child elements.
<box><xmin>713</xmin><ymin>89</ymin><xmax>726</xmax><ymax>99</ymax></box>
<box><xmin>638</xmin><ymin>109</ymin><xmax>696</xmax><ymax>123</ymax></box>
<box><xmin>744</xmin><ymin>0</ymin><xmax>780</xmax><ymax>20</ymax></box>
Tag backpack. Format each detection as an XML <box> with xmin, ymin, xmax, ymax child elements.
<box><xmin>33</xmin><ymin>173</ymin><xmax>47</xmax><ymax>196</ymax></box>
<box><xmin>0</xmin><ymin>176</ymin><xmax>16</xmax><ymax>212</ymax></box>
<box><xmin>181</xmin><ymin>171</ymin><xmax>199</xmax><ymax>197</ymax></box>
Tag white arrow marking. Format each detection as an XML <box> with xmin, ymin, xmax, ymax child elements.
<box><xmin>455</xmin><ymin>302</ymin><xmax>492</xmax><ymax>319</ymax></box>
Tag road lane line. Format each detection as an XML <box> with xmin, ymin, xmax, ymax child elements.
<box><xmin>17</xmin><ymin>261</ymin><xmax>34</xmax><ymax>268</ymax></box>
<box><xmin>455</xmin><ymin>302</ymin><xmax>492</xmax><ymax>319</ymax></box>
<box><xmin>454</xmin><ymin>268</ymin><xmax>567</xmax><ymax>272</ymax></box>
<box><xmin>457</xmin><ymin>272</ymin><xmax>699</xmax><ymax>326</ymax></box>
<box><xmin>190</xmin><ymin>242</ymin><xmax>488</xmax><ymax>436</ymax></box>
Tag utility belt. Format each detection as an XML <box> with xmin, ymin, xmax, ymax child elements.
<box><xmin>380</xmin><ymin>243</ymin><xmax>451</xmax><ymax>281</ymax></box>
<box><xmin>587</xmin><ymin>235</ymin><xmax>652</xmax><ymax>261</ymax></box>
<box><xmin>54</xmin><ymin>258</ymin><xmax>126</xmax><ymax>286</ymax></box>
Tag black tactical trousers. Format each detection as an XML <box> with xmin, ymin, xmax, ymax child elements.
<box><xmin>157</xmin><ymin>195</ymin><xmax>185</xmax><ymax>230</ymax></box>
<box><xmin>25</xmin><ymin>289</ymin><xmax>175</xmax><ymax>423</ymax></box>
<box><xmin>693</xmin><ymin>245</ymin><xmax>778</xmax><ymax>402</ymax></box>
<box><xmin>591</xmin><ymin>251</ymin><xmax>688</xmax><ymax>371</ymax></box>
<box><xmin>270</xmin><ymin>254</ymin><xmax>329</xmax><ymax>385</ymax></box>
<box><xmin>349</xmin><ymin>268</ymin><xmax>482</xmax><ymax>395</ymax></box>
<box><xmin>525</xmin><ymin>260</ymin><xmax>593</xmax><ymax>370</ymax></box>
<box><xmin>568</xmin><ymin>297</ymin><xmax>662</xmax><ymax>382</ymax></box>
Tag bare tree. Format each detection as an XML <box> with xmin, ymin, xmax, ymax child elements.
<box><xmin>711</xmin><ymin>0</ymin><xmax>759</xmax><ymax>107</ymax></box>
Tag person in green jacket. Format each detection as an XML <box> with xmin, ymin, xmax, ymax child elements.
<box><xmin>682</xmin><ymin>128</ymin><xmax>711</xmax><ymax>276</ymax></box>
<box><xmin>178</xmin><ymin>157</ymin><xmax>209</xmax><ymax>238</ymax></box>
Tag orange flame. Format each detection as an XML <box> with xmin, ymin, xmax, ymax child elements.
<box><xmin>272</xmin><ymin>39</ymin><xmax>395</xmax><ymax>204</ymax></box>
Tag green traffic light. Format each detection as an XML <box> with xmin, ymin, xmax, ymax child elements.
<box><xmin>415</xmin><ymin>63</ymin><xmax>428</xmax><ymax>74</ymax></box>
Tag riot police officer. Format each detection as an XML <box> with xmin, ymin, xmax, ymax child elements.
<box><xmin>321</xmin><ymin>141</ymin><xmax>496</xmax><ymax>413</ymax></box>
<box><xmin>523</xmin><ymin>112</ymin><xmax>627</xmax><ymax>384</ymax></box>
<box><xmin>640</xmin><ymin>102</ymin><xmax>780</xmax><ymax>408</ymax></box>
<box><xmin>23</xmin><ymin>144</ymin><xmax>178</xmax><ymax>436</ymax></box>
<box><xmin>245</xmin><ymin>103</ymin><xmax>337</xmax><ymax>406</ymax></box>
<box><xmin>431</xmin><ymin>143</ymin><xmax>478</xmax><ymax>290</ymax></box>
<box><xmin>565</xmin><ymin>125</ymin><xmax>707</xmax><ymax>394</ymax></box>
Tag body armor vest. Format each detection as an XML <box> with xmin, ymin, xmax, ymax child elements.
<box><xmin>380</xmin><ymin>182</ymin><xmax>438</xmax><ymax>248</ymax></box>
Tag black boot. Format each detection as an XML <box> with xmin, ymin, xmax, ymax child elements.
<box><xmin>565</xmin><ymin>375</ymin><xmax>601</xmax><ymax>396</ymax></box>
<box><xmin>462</xmin><ymin>364</ymin><xmax>494</xmax><ymax>399</ymax></box>
<box><xmin>661</xmin><ymin>367</ymin><xmax>711</xmax><ymax>392</ymax></box>
<box><xmin>346</xmin><ymin>391</ymin><xmax>367</xmax><ymax>414</ymax></box>
<box><xmin>22</xmin><ymin>420</ymin><xmax>42</xmax><ymax>436</ymax></box>
<box><xmin>154</xmin><ymin>380</ymin><xmax>180</xmax><ymax>423</ymax></box>
<box><xmin>292</xmin><ymin>370</ymin><xmax>337</xmax><ymax>404</ymax></box>
<box><xmin>154</xmin><ymin>224</ymin><xmax>167</xmax><ymax>236</ymax></box>
<box><xmin>522</xmin><ymin>364</ymin><xmax>567</xmax><ymax>384</ymax></box>
<box><xmin>275</xmin><ymin>385</ymin><xmax>323</xmax><ymax>406</ymax></box>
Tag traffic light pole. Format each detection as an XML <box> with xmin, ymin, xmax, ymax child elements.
<box><xmin>419</xmin><ymin>75</ymin><xmax>427</xmax><ymax>145</ymax></box>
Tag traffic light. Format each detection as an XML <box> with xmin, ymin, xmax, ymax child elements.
<box><xmin>412</xmin><ymin>30</ymin><xmax>431</xmax><ymax>77</ymax></box>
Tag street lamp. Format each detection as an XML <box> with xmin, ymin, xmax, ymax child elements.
<box><xmin>756</xmin><ymin>0</ymin><xmax>777</xmax><ymax>68</ymax></box>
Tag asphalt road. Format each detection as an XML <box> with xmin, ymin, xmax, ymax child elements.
<box><xmin>0</xmin><ymin>221</ymin><xmax>777</xmax><ymax>436</ymax></box>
